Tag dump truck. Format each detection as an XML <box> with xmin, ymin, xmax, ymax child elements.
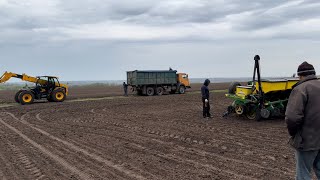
<box><xmin>127</xmin><ymin>70</ymin><xmax>191</xmax><ymax>96</ymax></box>
<box><xmin>224</xmin><ymin>55</ymin><xmax>303</xmax><ymax>121</ymax></box>
<box><xmin>0</xmin><ymin>71</ymin><xmax>68</xmax><ymax>105</ymax></box>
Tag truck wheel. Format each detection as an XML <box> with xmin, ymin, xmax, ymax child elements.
<box><xmin>146</xmin><ymin>87</ymin><xmax>155</xmax><ymax>96</ymax></box>
<box><xmin>178</xmin><ymin>86</ymin><xmax>185</xmax><ymax>94</ymax></box>
<box><xmin>156</xmin><ymin>87</ymin><xmax>164</xmax><ymax>96</ymax></box>
<box><xmin>14</xmin><ymin>90</ymin><xmax>24</xmax><ymax>103</ymax></box>
<box><xmin>51</xmin><ymin>89</ymin><xmax>66</xmax><ymax>102</ymax></box>
<box><xmin>18</xmin><ymin>91</ymin><xmax>35</xmax><ymax>105</ymax></box>
<box><xmin>137</xmin><ymin>90</ymin><xmax>143</xmax><ymax>96</ymax></box>
<box><xmin>228</xmin><ymin>82</ymin><xmax>241</xmax><ymax>94</ymax></box>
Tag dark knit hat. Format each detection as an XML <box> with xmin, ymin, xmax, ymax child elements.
<box><xmin>204</xmin><ymin>79</ymin><xmax>210</xmax><ymax>86</ymax></box>
<box><xmin>297</xmin><ymin>61</ymin><xmax>316</xmax><ymax>76</ymax></box>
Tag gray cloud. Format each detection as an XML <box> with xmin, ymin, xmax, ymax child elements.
<box><xmin>1</xmin><ymin>0</ymin><xmax>320</xmax><ymax>43</ymax></box>
<box><xmin>1</xmin><ymin>0</ymin><xmax>320</xmax><ymax>80</ymax></box>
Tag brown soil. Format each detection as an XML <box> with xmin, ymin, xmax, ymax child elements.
<box><xmin>0</xmin><ymin>83</ymin><xmax>295</xmax><ymax>180</ymax></box>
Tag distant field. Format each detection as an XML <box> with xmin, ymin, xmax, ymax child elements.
<box><xmin>0</xmin><ymin>82</ymin><xmax>231</xmax><ymax>104</ymax></box>
<box><xmin>0</xmin><ymin>84</ymin><xmax>23</xmax><ymax>91</ymax></box>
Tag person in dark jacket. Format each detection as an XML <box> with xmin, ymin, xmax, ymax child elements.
<box><xmin>123</xmin><ymin>82</ymin><xmax>128</xmax><ymax>96</ymax></box>
<box><xmin>285</xmin><ymin>61</ymin><xmax>320</xmax><ymax>180</ymax></box>
<box><xmin>201</xmin><ymin>79</ymin><xmax>212</xmax><ymax>118</ymax></box>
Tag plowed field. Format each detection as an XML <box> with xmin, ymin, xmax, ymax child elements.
<box><xmin>0</xmin><ymin>83</ymin><xmax>295</xmax><ymax>180</ymax></box>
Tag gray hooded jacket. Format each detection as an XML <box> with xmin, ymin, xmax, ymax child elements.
<box><xmin>285</xmin><ymin>75</ymin><xmax>320</xmax><ymax>151</ymax></box>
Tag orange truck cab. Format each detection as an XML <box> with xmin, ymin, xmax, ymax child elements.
<box><xmin>177</xmin><ymin>73</ymin><xmax>191</xmax><ymax>88</ymax></box>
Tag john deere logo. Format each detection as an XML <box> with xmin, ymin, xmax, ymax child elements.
<box><xmin>238</xmin><ymin>90</ymin><xmax>245</xmax><ymax>95</ymax></box>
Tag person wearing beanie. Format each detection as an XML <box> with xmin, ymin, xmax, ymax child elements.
<box><xmin>201</xmin><ymin>79</ymin><xmax>212</xmax><ymax>118</ymax></box>
<box><xmin>285</xmin><ymin>61</ymin><xmax>320</xmax><ymax>179</ymax></box>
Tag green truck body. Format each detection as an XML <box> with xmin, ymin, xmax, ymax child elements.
<box><xmin>126</xmin><ymin>70</ymin><xmax>190</xmax><ymax>96</ymax></box>
<box><xmin>127</xmin><ymin>70</ymin><xmax>177</xmax><ymax>86</ymax></box>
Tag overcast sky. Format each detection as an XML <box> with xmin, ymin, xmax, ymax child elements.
<box><xmin>0</xmin><ymin>0</ymin><xmax>319</xmax><ymax>81</ymax></box>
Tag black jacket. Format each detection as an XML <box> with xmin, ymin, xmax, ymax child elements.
<box><xmin>285</xmin><ymin>75</ymin><xmax>320</xmax><ymax>151</ymax></box>
<box><xmin>201</xmin><ymin>79</ymin><xmax>210</xmax><ymax>99</ymax></box>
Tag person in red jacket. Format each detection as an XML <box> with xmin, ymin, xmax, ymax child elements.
<box><xmin>285</xmin><ymin>61</ymin><xmax>320</xmax><ymax>180</ymax></box>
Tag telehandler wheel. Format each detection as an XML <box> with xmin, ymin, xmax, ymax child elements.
<box><xmin>228</xmin><ymin>82</ymin><xmax>241</xmax><ymax>94</ymax></box>
<box><xmin>18</xmin><ymin>91</ymin><xmax>35</xmax><ymax>105</ymax></box>
<box><xmin>146</xmin><ymin>87</ymin><xmax>155</xmax><ymax>96</ymax></box>
<box><xmin>178</xmin><ymin>86</ymin><xmax>186</xmax><ymax>94</ymax></box>
<box><xmin>14</xmin><ymin>90</ymin><xmax>24</xmax><ymax>103</ymax></box>
<box><xmin>51</xmin><ymin>89</ymin><xmax>66</xmax><ymax>102</ymax></box>
<box><xmin>156</xmin><ymin>87</ymin><xmax>164</xmax><ymax>96</ymax></box>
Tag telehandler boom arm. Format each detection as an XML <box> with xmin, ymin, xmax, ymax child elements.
<box><xmin>0</xmin><ymin>71</ymin><xmax>47</xmax><ymax>84</ymax></box>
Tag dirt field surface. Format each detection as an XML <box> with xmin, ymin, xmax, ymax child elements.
<box><xmin>0</xmin><ymin>83</ymin><xmax>296</xmax><ymax>180</ymax></box>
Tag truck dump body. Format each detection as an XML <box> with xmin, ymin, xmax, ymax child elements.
<box><xmin>127</xmin><ymin>70</ymin><xmax>177</xmax><ymax>86</ymax></box>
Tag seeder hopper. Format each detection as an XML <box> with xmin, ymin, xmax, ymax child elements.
<box><xmin>224</xmin><ymin>55</ymin><xmax>300</xmax><ymax>121</ymax></box>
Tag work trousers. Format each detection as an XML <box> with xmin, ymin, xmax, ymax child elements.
<box><xmin>202</xmin><ymin>98</ymin><xmax>211</xmax><ymax>117</ymax></box>
<box><xmin>295</xmin><ymin>149</ymin><xmax>320</xmax><ymax>180</ymax></box>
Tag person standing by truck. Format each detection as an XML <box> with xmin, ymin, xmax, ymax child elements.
<box><xmin>123</xmin><ymin>82</ymin><xmax>128</xmax><ymax>96</ymax></box>
<box><xmin>201</xmin><ymin>79</ymin><xmax>212</xmax><ymax>118</ymax></box>
<box><xmin>285</xmin><ymin>61</ymin><xmax>320</xmax><ymax>180</ymax></box>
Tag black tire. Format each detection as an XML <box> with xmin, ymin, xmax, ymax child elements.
<box><xmin>14</xmin><ymin>90</ymin><xmax>24</xmax><ymax>103</ymax></box>
<box><xmin>245</xmin><ymin>104</ymin><xmax>261</xmax><ymax>121</ymax></box>
<box><xmin>51</xmin><ymin>89</ymin><xmax>66</xmax><ymax>102</ymax></box>
<box><xmin>178</xmin><ymin>86</ymin><xmax>186</xmax><ymax>94</ymax></box>
<box><xmin>18</xmin><ymin>91</ymin><xmax>35</xmax><ymax>105</ymax></box>
<box><xmin>156</xmin><ymin>87</ymin><xmax>164</xmax><ymax>96</ymax></box>
<box><xmin>137</xmin><ymin>90</ymin><xmax>143</xmax><ymax>96</ymax></box>
<box><xmin>260</xmin><ymin>108</ymin><xmax>271</xmax><ymax>119</ymax></box>
<box><xmin>146</xmin><ymin>87</ymin><xmax>155</xmax><ymax>96</ymax></box>
<box><xmin>228</xmin><ymin>82</ymin><xmax>241</xmax><ymax>94</ymax></box>
<box><xmin>47</xmin><ymin>95</ymin><xmax>54</xmax><ymax>102</ymax></box>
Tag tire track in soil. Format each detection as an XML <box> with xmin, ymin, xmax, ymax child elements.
<box><xmin>49</xmin><ymin>107</ymin><xmax>290</xmax><ymax>162</ymax></box>
<box><xmin>121</xmin><ymin>114</ymin><xmax>288</xmax><ymax>155</ymax></box>
<box><xmin>36</xmin><ymin>109</ymin><xmax>294</xmax><ymax>179</ymax></box>
<box><xmin>60</xmin><ymin>127</ymin><xmax>257</xmax><ymax>180</ymax></box>
<box><xmin>8</xmin><ymin>143</ymin><xmax>46</xmax><ymax>180</ymax></box>
<box><xmin>0</xmin><ymin>154</ymin><xmax>13</xmax><ymax>180</ymax></box>
<box><xmin>147</xmin><ymin>117</ymin><xmax>289</xmax><ymax>152</ymax></box>
<box><xmin>35</xmin><ymin>112</ymin><xmax>257</xmax><ymax>180</ymax></box>
<box><xmin>151</xmin><ymin>105</ymin><xmax>287</xmax><ymax>140</ymax></box>
<box><xmin>90</xmin><ymin>108</ymin><xmax>294</xmax><ymax>175</ymax></box>
<box><xmin>0</xmin><ymin>170</ymin><xmax>7</xmax><ymax>180</ymax></box>
<box><xmin>0</xmin><ymin>116</ymin><xmax>93</xmax><ymax>180</ymax></box>
<box><xmin>0</xmin><ymin>136</ymin><xmax>18</xmax><ymax>180</ymax></box>
<box><xmin>4</xmin><ymin>112</ymin><xmax>148</xmax><ymax>180</ymax></box>
<box><xmin>68</xmin><ymin>127</ymin><xmax>293</xmax><ymax>180</ymax></box>
<box><xmin>1</xmin><ymin>121</ymin><xmax>88</xmax><ymax>180</ymax></box>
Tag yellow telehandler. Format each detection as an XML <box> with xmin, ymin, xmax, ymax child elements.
<box><xmin>0</xmin><ymin>71</ymin><xmax>68</xmax><ymax>105</ymax></box>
